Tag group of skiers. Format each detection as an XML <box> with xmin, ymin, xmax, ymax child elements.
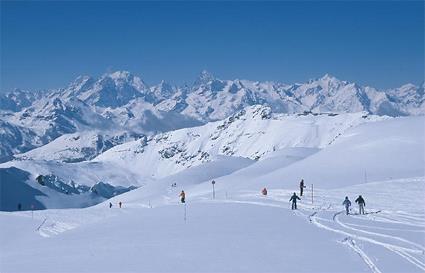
<box><xmin>343</xmin><ymin>195</ymin><xmax>366</xmax><ymax>215</ymax></box>
<box><xmin>260</xmin><ymin>179</ymin><xmax>368</xmax><ymax>215</ymax></box>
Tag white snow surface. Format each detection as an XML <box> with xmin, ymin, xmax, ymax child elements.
<box><xmin>0</xmin><ymin>111</ymin><xmax>424</xmax><ymax>273</ymax></box>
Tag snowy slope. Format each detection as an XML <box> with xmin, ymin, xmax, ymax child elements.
<box><xmin>185</xmin><ymin>116</ymin><xmax>425</xmax><ymax>194</ymax></box>
<box><xmin>14</xmin><ymin>131</ymin><xmax>143</xmax><ymax>163</ymax></box>
<box><xmin>94</xmin><ymin>106</ymin><xmax>384</xmax><ymax>179</ymax></box>
<box><xmin>0</xmin><ymin>110</ymin><xmax>424</xmax><ymax>272</ymax></box>
<box><xmin>0</xmin><ymin>166</ymin><xmax>423</xmax><ymax>272</ymax></box>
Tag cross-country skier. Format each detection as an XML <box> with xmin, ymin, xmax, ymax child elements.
<box><xmin>180</xmin><ymin>190</ymin><xmax>186</xmax><ymax>203</ymax></box>
<box><xmin>262</xmin><ymin>188</ymin><xmax>268</xmax><ymax>196</ymax></box>
<box><xmin>299</xmin><ymin>179</ymin><xmax>306</xmax><ymax>196</ymax></box>
<box><xmin>342</xmin><ymin>196</ymin><xmax>351</xmax><ymax>215</ymax></box>
<box><xmin>289</xmin><ymin>192</ymin><xmax>301</xmax><ymax>210</ymax></box>
<box><xmin>355</xmin><ymin>195</ymin><xmax>366</xmax><ymax>215</ymax></box>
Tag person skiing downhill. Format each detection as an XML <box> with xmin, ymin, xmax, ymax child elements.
<box><xmin>299</xmin><ymin>179</ymin><xmax>306</xmax><ymax>196</ymax></box>
<box><xmin>355</xmin><ymin>195</ymin><xmax>366</xmax><ymax>215</ymax></box>
<box><xmin>180</xmin><ymin>190</ymin><xmax>186</xmax><ymax>203</ymax></box>
<box><xmin>289</xmin><ymin>192</ymin><xmax>301</xmax><ymax>210</ymax></box>
<box><xmin>342</xmin><ymin>196</ymin><xmax>351</xmax><ymax>215</ymax></box>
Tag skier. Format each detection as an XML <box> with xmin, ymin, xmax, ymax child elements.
<box><xmin>180</xmin><ymin>190</ymin><xmax>186</xmax><ymax>203</ymax></box>
<box><xmin>342</xmin><ymin>196</ymin><xmax>351</xmax><ymax>215</ymax></box>
<box><xmin>119</xmin><ymin>201</ymin><xmax>122</xmax><ymax>208</ymax></box>
<box><xmin>289</xmin><ymin>192</ymin><xmax>301</xmax><ymax>210</ymax></box>
<box><xmin>261</xmin><ymin>188</ymin><xmax>268</xmax><ymax>196</ymax></box>
<box><xmin>17</xmin><ymin>203</ymin><xmax>22</xmax><ymax>211</ymax></box>
<box><xmin>109</xmin><ymin>202</ymin><xmax>113</xmax><ymax>208</ymax></box>
<box><xmin>299</xmin><ymin>179</ymin><xmax>306</xmax><ymax>196</ymax></box>
<box><xmin>355</xmin><ymin>195</ymin><xmax>366</xmax><ymax>215</ymax></box>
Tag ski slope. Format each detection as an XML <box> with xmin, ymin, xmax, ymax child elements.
<box><xmin>0</xmin><ymin>115</ymin><xmax>424</xmax><ymax>272</ymax></box>
<box><xmin>1</xmin><ymin>176</ymin><xmax>423</xmax><ymax>273</ymax></box>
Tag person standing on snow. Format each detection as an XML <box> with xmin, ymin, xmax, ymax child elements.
<box><xmin>289</xmin><ymin>192</ymin><xmax>301</xmax><ymax>210</ymax></box>
<box><xmin>180</xmin><ymin>190</ymin><xmax>186</xmax><ymax>203</ymax></box>
<box><xmin>262</xmin><ymin>188</ymin><xmax>268</xmax><ymax>196</ymax></box>
<box><xmin>342</xmin><ymin>196</ymin><xmax>351</xmax><ymax>215</ymax></box>
<box><xmin>119</xmin><ymin>201</ymin><xmax>122</xmax><ymax>208</ymax></box>
<box><xmin>355</xmin><ymin>195</ymin><xmax>366</xmax><ymax>215</ymax></box>
<box><xmin>299</xmin><ymin>179</ymin><xmax>306</xmax><ymax>196</ymax></box>
<box><xmin>109</xmin><ymin>202</ymin><xmax>113</xmax><ymax>208</ymax></box>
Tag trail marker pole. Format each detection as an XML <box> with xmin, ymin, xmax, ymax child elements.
<box><xmin>212</xmin><ymin>180</ymin><xmax>216</xmax><ymax>199</ymax></box>
<box><xmin>311</xmin><ymin>184</ymin><xmax>314</xmax><ymax>205</ymax></box>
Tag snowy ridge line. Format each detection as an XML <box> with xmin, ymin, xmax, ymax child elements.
<box><xmin>341</xmin><ymin>237</ymin><xmax>382</xmax><ymax>273</ymax></box>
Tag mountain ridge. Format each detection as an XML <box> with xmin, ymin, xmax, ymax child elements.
<box><xmin>0</xmin><ymin>71</ymin><xmax>423</xmax><ymax>160</ymax></box>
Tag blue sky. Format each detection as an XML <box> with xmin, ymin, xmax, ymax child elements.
<box><xmin>1</xmin><ymin>1</ymin><xmax>423</xmax><ymax>92</ymax></box>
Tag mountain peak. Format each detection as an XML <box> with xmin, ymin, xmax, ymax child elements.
<box><xmin>107</xmin><ymin>70</ymin><xmax>133</xmax><ymax>80</ymax></box>
<box><xmin>195</xmin><ymin>70</ymin><xmax>215</xmax><ymax>84</ymax></box>
<box><xmin>320</xmin><ymin>73</ymin><xmax>338</xmax><ymax>81</ymax></box>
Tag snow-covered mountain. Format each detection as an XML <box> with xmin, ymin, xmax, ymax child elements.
<box><xmin>94</xmin><ymin>106</ymin><xmax>385</xmax><ymax>180</ymax></box>
<box><xmin>0</xmin><ymin>70</ymin><xmax>423</xmax><ymax>160</ymax></box>
<box><xmin>1</xmin><ymin>106</ymin><xmax>389</xmax><ymax>210</ymax></box>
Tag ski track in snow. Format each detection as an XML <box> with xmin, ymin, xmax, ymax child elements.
<box><xmin>341</xmin><ymin>237</ymin><xmax>383</xmax><ymax>273</ymax></box>
<box><xmin>21</xmin><ymin>183</ymin><xmax>424</xmax><ymax>273</ymax></box>
<box><xmin>206</xmin><ymin>191</ymin><xmax>425</xmax><ymax>273</ymax></box>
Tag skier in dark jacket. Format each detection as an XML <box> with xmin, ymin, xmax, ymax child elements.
<box><xmin>355</xmin><ymin>195</ymin><xmax>366</xmax><ymax>215</ymax></box>
<box><xmin>180</xmin><ymin>190</ymin><xmax>186</xmax><ymax>203</ymax></box>
<box><xmin>289</xmin><ymin>192</ymin><xmax>301</xmax><ymax>210</ymax></box>
<box><xmin>109</xmin><ymin>202</ymin><xmax>113</xmax><ymax>208</ymax></box>
<box><xmin>342</xmin><ymin>196</ymin><xmax>351</xmax><ymax>215</ymax></box>
<box><xmin>299</xmin><ymin>179</ymin><xmax>306</xmax><ymax>196</ymax></box>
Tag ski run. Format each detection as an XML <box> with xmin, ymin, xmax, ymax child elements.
<box><xmin>1</xmin><ymin>109</ymin><xmax>424</xmax><ymax>273</ymax></box>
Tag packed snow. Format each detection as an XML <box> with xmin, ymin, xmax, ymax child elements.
<box><xmin>0</xmin><ymin>109</ymin><xmax>424</xmax><ymax>272</ymax></box>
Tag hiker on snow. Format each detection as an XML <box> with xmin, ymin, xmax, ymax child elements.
<box><xmin>180</xmin><ymin>190</ymin><xmax>186</xmax><ymax>203</ymax></box>
<box><xmin>342</xmin><ymin>196</ymin><xmax>351</xmax><ymax>215</ymax></box>
<box><xmin>289</xmin><ymin>192</ymin><xmax>301</xmax><ymax>210</ymax></box>
<box><xmin>355</xmin><ymin>195</ymin><xmax>366</xmax><ymax>215</ymax></box>
<box><xmin>262</xmin><ymin>188</ymin><xmax>268</xmax><ymax>196</ymax></box>
<box><xmin>299</xmin><ymin>179</ymin><xmax>306</xmax><ymax>196</ymax></box>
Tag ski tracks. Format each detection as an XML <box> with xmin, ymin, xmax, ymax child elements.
<box><xmin>341</xmin><ymin>237</ymin><xmax>382</xmax><ymax>273</ymax></box>
<box><xmin>309</xmin><ymin>210</ymin><xmax>425</xmax><ymax>272</ymax></box>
